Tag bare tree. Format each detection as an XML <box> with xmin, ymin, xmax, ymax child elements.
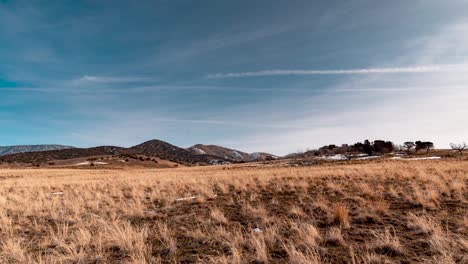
<box><xmin>403</xmin><ymin>142</ymin><xmax>415</xmax><ymax>153</ymax></box>
<box><xmin>343</xmin><ymin>151</ymin><xmax>353</xmax><ymax>161</ymax></box>
<box><xmin>450</xmin><ymin>142</ymin><xmax>467</xmax><ymax>155</ymax></box>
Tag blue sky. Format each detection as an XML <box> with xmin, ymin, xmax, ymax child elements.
<box><xmin>1</xmin><ymin>0</ymin><xmax>468</xmax><ymax>155</ymax></box>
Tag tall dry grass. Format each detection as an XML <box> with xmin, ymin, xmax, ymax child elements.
<box><xmin>0</xmin><ymin>160</ymin><xmax>466</xmax><ymax>263</ymax></box>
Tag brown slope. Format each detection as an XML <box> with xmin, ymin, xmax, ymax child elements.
<box><xmin>126</xmin><ymin>140</ymin><xmax>221</xmax><ymax>164</ymax></box>
<box><xmin>189</xmin><ymin>144</ymin><xmax>278</xmax><ymax>162</ymax></box>
<box><xmin>0</xmin><ymin>146</ymin><xmax>125</xmax><ymax>164</ymax></box>
<box><xmin>0</xmin><ymin>144</ymin><xmax>74</xmax><ymax>156</ymax></box>
<box><xmin>0</xmin><ymin>140</ymin><xmax>231</xmax><ymax>166</ymax></box>
<box><xmin>188</xmin><ymin>144</ymin><xmax>250</xmax><ymax>161</ymax></box>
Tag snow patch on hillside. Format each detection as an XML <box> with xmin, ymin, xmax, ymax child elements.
<box><xmin>232</xmin><ymin>151</ymin><xmax>244</xmax><ymax>159</ymax></box>
<box><xmin>250</xmin><ymin>152</ymin><xmax>262</xmax><ymax>161</ymax></box>
<box><xmin>191</xmin><ymin>147</ymin><xmax>206</xmax><ymax>155</ymax></box>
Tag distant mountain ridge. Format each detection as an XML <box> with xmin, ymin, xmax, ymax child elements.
<box><xmin>0</xmin><ymin>140</ymin><xmax>225</xmax><ymax>165</ymax></box>
<box><xmin>0</xmin><ymin>145</ymin><xmax>74</xmax><ymax>156</ymax></box>
<box><xmin>0</xmin><ymin>140</ymin><xmax>276</xmax><ymax>165</ymax></box>
<box><xmin>188</xmin><ymin>144</ymin><xmax>277</xmax><ymax>162</ymax></box>
<box><xmin>126</xmin><ymin>140</ymin><xmax>219</xmax><ymax>164</ymax></box>
<box><xmin>0</xmin><ymin>146</ymin><xmax>123</xmax><ymax>163</ymax></box>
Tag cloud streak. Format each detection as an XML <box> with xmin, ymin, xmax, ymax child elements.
<box><xmin>0</xmin><ymin>85</ymin><xmax>285</xmax><ymax>94</ymax></box>
<box><xmin>206</xmin><ymin>64</ymin><xmax>468</xmax><ymax>78</ymax></box>
<box><xmin>73</xmin><ymin>75</ymin><xmax>157</xmax><ymax>84</ymax></box>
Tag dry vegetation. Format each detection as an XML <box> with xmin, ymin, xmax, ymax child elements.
<box><xmin>0</xmin><ymin>160</ymin><xmax>466</xmax><ymax>263</ymax></box>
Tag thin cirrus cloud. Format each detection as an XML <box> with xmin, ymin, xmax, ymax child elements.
<box><xmin>206</xmin><ymin>64</ymin><xmax>468</xmax><ymax>79</ymax></box>
<box><xmin>73</xmin><ymin>75</ymin><xmax>158</xmax><ymax>84</ymax></box>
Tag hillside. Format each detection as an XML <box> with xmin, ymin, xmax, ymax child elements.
<box><xmin>188</xmin><ymin>144</ymin><xmax>277</xmax><ymax>161</ymax></box>
<box><xmin>0</xmin><ymin>145</ymin><xmax>74</xmax><ymax>156</ymax></box>
<box><xmin>0</xmin><ymin>140</ymin><xmax>227</xmax><ymax>166</ymax></box>
<box><xmin>126</xmin><ymin>140</ymin><xmax>219</xmax><ymax>164</ymax></box>
<box><xmin>188</xmin><ymin>144</ymin><xmax>250</xmax><ymax>161</ymax></box>
<box><xmin>0</xmin><ymin>146</ymin><xmax>125</xmax><ymax>164</ymax></box>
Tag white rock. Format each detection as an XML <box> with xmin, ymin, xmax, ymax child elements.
<box><xmin>175</xmin><ymin>196</ymin><xmax>197</xmax><ymax>201</ymax></box>
<box><xmin>253</xmin><ymin>227</ymin><xmax>263</xmax><ymax>233</ymax></box>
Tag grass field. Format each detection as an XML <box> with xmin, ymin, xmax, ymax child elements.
<box><xmin>0</xmin><ymin>160</ymin><xmax>466</xmax><ymax>263</ymax></box>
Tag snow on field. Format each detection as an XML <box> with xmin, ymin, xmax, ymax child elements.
<box><xmin>390</xmin><ymin>156</ymin><xmax>441</xmax><ymax>161</ymax></box>
<box><xmin>74</xmin><ymin>161</ymin><xmax>108</xmax><ymax>166</ymax></box>
<box><xmin>319</xmin><ymin>154</ymin><xmax>348</xmax><ymax>161</ymax></box>
<box><xmin>318</xmin><ymin>154</ymin><xmax>382</xmax><ymax>160</ymax></box>
<box><xmin>355</xmin><ymin>155</ymin><xmax>381</xmax><ymax>160</ymax></box>
<box><xmin>354</xmin><ymin>153</ymin><xmax>368</xmax><ymax>157</ymax></box>
<box><xmin>317</xmin><ymin>154</ymin><xmax>441</xmax><ymax>161</ymax></box>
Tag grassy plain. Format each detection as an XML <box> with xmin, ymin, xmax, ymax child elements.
<box><xmin>0</xmin><ymin>160</ymin><xmax>466</xmax><ymax>263</ymax></box>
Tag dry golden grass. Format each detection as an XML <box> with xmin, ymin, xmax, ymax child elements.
<box><xmin>210</xmin><ymin>207</ymin><xmax>228</xmax><ymax>224</ymax></box>
<box><xmin>0</xmin><ymin>159</ymin><xmax>466</xmax><ymax>263</ymax></box>
<box><xmin>326</xmin><ymin>227</ymin><xmax>345</xmax><ymax>247</ymax></box>
<box><xmin>371</xmin><ymin>228</ymin><xmax>404</xmax><ymax>257</ymax></box>
<box><xmin>330</xmin><ymin>204</ymin><xmax>350</xmax><ymax>228</ymax></box>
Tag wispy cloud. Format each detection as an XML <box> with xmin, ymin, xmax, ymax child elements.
<box><xmin>331</xmin><ymin>85</ymin><xmax>468</xmax><ymax>93</ymax></box>
<box><xmin>1</xmin><ymin>84</ymin><xmax>291</xmax><ymax>93</ymax></box>
<box><xmin>144</xmin><ymin>117</ymin><xmax>307</xmax><ymax>129</ymax></box>
<box><xmin>206</xmin><ymin>64</ymin><xmax>468</xmax><ymax>78</ymax></box>
<box><xmin>73</xmin><ymin>75</ymin><xmax>157</xmax><ymax>84</ymax></box>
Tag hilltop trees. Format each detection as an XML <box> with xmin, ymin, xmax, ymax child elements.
<box><xmin>351</xmin><ymin>140</ymin><xmax>394</xmax><ymax>155</ymax></box>
<box><xmin>318</xmin><ymin>140</ymin><xmax>395</xmax><ymax>156</ymax></box>
<box><xmin>401</xmin><ymin>141</ymin><xmax>435</xmax><ymax>154</ymax></box>
<box><xmin>316</xmin><ymin>140</ymin><xmax>439</xmax><ymax>156</ymax></box>
<box><xmin>352</xmin><ymin>140</ymin><xmax>373</xmax><ymax>155</ymax></box>
<box><xmin>415</xmin><ymin>141</ymin><xmax>434</xmax><ymax>153</ymax></box>
<box><xmin>373</xmin><ymin>140</ymin><xmax>394</xmax><ymax>154</ymax></box>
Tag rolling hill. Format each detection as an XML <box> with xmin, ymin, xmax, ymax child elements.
<box><xmin>0</xmin><ymin>140</ymin><xmax>227</xmax><ymax>165</ymax></box>
<box><xmin>0</xmin><ymin>146</ymin><xmax>125</xmax><ymax>164</ymax></box>
<box><xmin>188</xmin><ymin>144</ymin><xmax>277</xmax><ymax>162</ymax></box>
<box><xmin>126</xmin><ymin>140</ymin><xmax>219</xmax><ymax>164</ymax></box>
<box><xmin>0</xmin><ymin>145</ymin><xmax>74</xmax><ymax>156</ymax></box>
